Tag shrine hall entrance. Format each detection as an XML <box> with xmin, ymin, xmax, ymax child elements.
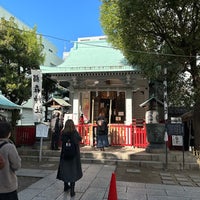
<box><xmin>91</xmin><ymin>91</ymin><xmax>125</xmax><ymax>123</ymax></box>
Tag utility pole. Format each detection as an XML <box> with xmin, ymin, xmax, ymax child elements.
<box><xmin>163</xmin><ymin>67</ymin><xmax>168</xmax><ymax>169</ymax></box>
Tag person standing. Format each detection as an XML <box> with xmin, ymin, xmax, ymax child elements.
<box><xmin>96</xmin><ymin>113</ymin><xmax>109</xmax><ymax>151</ymax></box>
<box><xmin>78</xmin><ymin>113</ymin><xmax>84</xmax><ymax>134</ymax></box>
<box><xmin>79</xmin><ymin>114</ymin><xmax>84</xmax><ymax>125</ymax></box>
<box><xmin>0</xmin><ymin>121</ymin><xmax>21</xmax><ymax>200</ymax></box>
<box><xmin>50</xmin><ymin>112</ymin><xmax>62</xmax><ymax>150</ymax></box>
<box><xmin>56</xmin><ymin>119</ymin><xmax>83</xmax><ymax>197</ymax></box>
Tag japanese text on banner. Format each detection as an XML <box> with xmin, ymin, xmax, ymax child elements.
<box><xmin>31</xmin><ymin>70</ymin><xmax>43</xmax><ymax>122</ymax></box>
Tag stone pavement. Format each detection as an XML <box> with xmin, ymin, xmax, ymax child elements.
<box><xmin>17</xmin><ymin>163</ymin><xmax>200</xmax><ymax>200</ymax></box>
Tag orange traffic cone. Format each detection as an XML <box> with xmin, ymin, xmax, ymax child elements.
<box><xmin>108</xmin><ymin>172</ymin><xmax>118</xmax><ymax>200</ymax></box>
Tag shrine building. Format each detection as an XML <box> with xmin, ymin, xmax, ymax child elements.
<box><xmin>41</xmin><ymin>36</ymin><xmax>149</xmax><ymax>125</ymax></box>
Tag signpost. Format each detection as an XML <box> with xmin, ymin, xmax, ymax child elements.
<box><xmin>167</xmin><ymin>123</ymin><xmax>185</xmax><ymax>169</ymax></box>
<box><xmin>36</xmin><ymin>122</ymin><xmax>49</xmax><ymax>162</ymax></box>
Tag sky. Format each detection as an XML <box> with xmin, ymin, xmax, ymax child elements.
<box><xmin>0</xmin><ymin>0</ymin><xmax>104</xmax><ymax>58</ymax></box>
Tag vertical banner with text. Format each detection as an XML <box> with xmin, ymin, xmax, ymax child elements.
<box><xmin>31</xmin><ymin>70</ymin><xmax>43</xmax><ymax>122</ymax></box>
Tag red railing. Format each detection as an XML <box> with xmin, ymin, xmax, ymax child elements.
<box><xmin>132</xmin><ymin>119</ymin><xmax>148</xmax><ymax>148</ymax></box>
<box><xmin>76</xmin><ymin>124</ymin><xmax>91</xmax><ymax>145</ymax></box>
<box><xmin>76</xmin><ymin>121</ymin><xmax>147</xmax><ymax>147</ymax></box>
<box><xmin>132</xmin><ymin>125</ymin><xmax>148</xmax><ymax>148</ymax></box>
<box><xmin>15</xmin><ymin>120</ymin><xmax>148</xmax><ymax>148</ymax></box>
<box><xmin>109</xmin><ymin>124</ymin><xmax>133</xmax><ymax>146</ymax></box>
<box><xmin>15</xmin><ymin>125</ymin><xmax>36</xmax><ymax>146</ymax></box>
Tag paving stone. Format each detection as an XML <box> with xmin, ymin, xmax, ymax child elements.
<box><xmin>75</xmin><ymin>181</ymin><xmax>91</xmax><ymax>192</ymax></box>
<box><xmin>127</xmin><ymin>187</ymin><xmax>147</xmax><ymax>194</ymax></box>
<box><xmin>188</xmin><ymin>174</ymin><xmax>197</xmax><ymax>178</ymax></box>
<box><xmin>161</xmin><ymin>176</ymin><xmax>173</xmax><ymax>180</ymax></box>
<box><xmin>146</xmin><ymin>188</ymin><xmax>167</xmax><ymax>196</ymax></box>
<box><xmin>17</xmin><ymin>168</ymin><xmax>54</xmax><ymax>178</ymax></box>
<box><xmin>160</xmin><ymin>172</ymin><xmax>171</xmax><ymax>176</ymax></box>
<box><xmin>117</xmin><ymin>181</ymin><xmax>146</xmax><ymax>190</ymax></box>
<box><xmin>146</xmin><ymin>183</ymin><xmax>167</xmax><ymax>190</ymax></box>
<box><xmin>176</xmin><ymin>177</ymin><xmax>189</xmax><ymax>182</ymax></box>
<box><xmin>55</xmin><ymin>192</ymin><xmax>71</xmax><ymax>200</ymax></box>
<box><xmin>162</xmin><ymin>180</ymin><xmax>176</xmax><ymax>185</ymax></box>
<box><xmin>165</xmin><ymin>189</ymin><xmax>191</xmax><ymax>197</ymax></box>
<box><xmin>80</xmin><ymin>188</ymin><xmax>106</xmax><ymax>200</ymax></box>
<box><xmin>179</xmin><ymin>181</ymin><xmax>194</xmax><ymax>186</ymax></box>
<box><xmin>117</xmin><ymin>191</ymin><xmax>128</xmax><ymax>200</ymax></box>
<box><xmin>35</xmin><ymin>185</ymin><xmax>63</xmax><ymax>199</ymax></box>
<box><xmin>90</xmin><ymin>177</ymin><xmax>110</xmax><ymax>188</ymax></box>
<box><xmin>18</xmin><ymin>188</ymin><xmax>44</xmax><ymax>200</ymax></box>
<box><xmin>174</xmin><ymin>174</ymin><xmax>186</xmax><ymax>178</ymax></box>
<box><xmin>127</xmin><ymin>193</ymin><xmax>146</xmax><ymax>200</ymax></box>
<box><xmin>149</xmin><ymin>196</ymin><xmax>190</xmax><ymax>200</ymax></box>
<box><xmin>190</xmin><ymin>178</ymin><xmax>200</xmax><ymax>182</ymax></box>
<box><xmin>180</xmin><ymin>186</ymin><xmax>200</xmax><ymax>192</ymax></box>
<box><xmin>40</xmin><ymin>163</ymin><xmax>55</xmax><ymax>168</ymax></box>
<box><xmin>126</xmin><ymin>168</ymin><xmax>141</xmax><ymax>173</ymax></box>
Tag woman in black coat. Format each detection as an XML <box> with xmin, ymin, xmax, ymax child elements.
<box><xmin>56</xmin><ymin>119</ymin><xmax>83</xmax><ymax>197</ymax></box>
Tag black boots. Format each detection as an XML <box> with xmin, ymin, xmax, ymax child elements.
<box><xmin>64</xmin><ymin>182</ymin><xmax>70</xmax><ymax>192</ymax></box>
<box><xmin>64</xmin><ymin>182</ymin><xmax>75</xmax><ymax>197</ymax></box>
<box><xmin>70</xmin><ymin>182</ymin><xmax>75</xmax><ymax>197</ymax></box>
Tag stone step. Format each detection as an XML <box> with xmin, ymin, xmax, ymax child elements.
<box><xmin>129</xmin><ymin>152</ymin><xmax>197</xmax><ymax>162</ymax></box>
<box><xmin>17</xmin><ymin>148</ymin><xmax>197</xmax><ymax>162</ymax></box>
<box><xmin>20</xmin><ymin>155</ymin><xmax>199</xmax><ymax>170</ymax></box>
<box><xmin>17</xmin><ymin>146</ymin><xmax>200</xmax><ymax>170</ymax></box>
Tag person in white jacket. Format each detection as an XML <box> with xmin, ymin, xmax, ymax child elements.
<box><xmin>0</xmin><ymin>121</ymin><xmax>21</xmax><ymax>200</ymax></box>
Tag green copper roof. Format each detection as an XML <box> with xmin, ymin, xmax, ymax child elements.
<box><xmin>41</xmin><ymin>36</ymin><xmax>138</xmax><ymax>73</ymax></box>
<box><xmin>0</xmin><ymin>92</ymin><xmax>21</xmax><ymax>110</ymax></box>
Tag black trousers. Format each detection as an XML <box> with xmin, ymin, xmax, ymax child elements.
<box><xmin>51</xmin><ymin>132</ymin><xmax>60</xmax><ymax>149</ymax></box>
<box><xmin>0</xmin><ymin>190</ymin><xmax>18</xmax><ymax>200</ymax></box>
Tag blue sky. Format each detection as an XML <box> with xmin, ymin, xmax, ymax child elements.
<box><xmin>0</xmin><ymin>0</ymin><xmax>104</xmax><ymax>57</ymax></box>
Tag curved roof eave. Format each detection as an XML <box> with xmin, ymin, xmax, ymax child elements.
<box><xmin>40</xmin><ymin>65</ymin><xmax>139</xmax><ymax>74</ymax></box>
<box><xmin>0</xmin><ymin>94</ymin><xmax>21</xmax><ymax>110</ymax></box>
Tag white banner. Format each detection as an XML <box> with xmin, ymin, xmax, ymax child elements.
<box><xmin>36</xmin><ymin>122</ymin><xmax>49</xmax><ymax>138</ymax></box>
<box><xmin>31</xmin><ymin>70</ymin><xmax>43</xmax><ymax>122</ymax></box>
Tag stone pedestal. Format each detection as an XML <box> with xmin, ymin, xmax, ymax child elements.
<box><xmin>145</xmin><ymin>123</ymin><xmax>166</xmax><ymax>153</ymax></box>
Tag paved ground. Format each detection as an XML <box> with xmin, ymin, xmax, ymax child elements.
<box><xmin>18</xmin><ymin>158</ymin><xmax>200</xmax><ymax>192</ymax></box>
<box><xmin>116</xmin><ymin>166</ymin><xmax>200</xmax><ymax>187</ymax></box>
<box><xmin>17</xmin><ymin>163</ymin><xmax>200</xmax><ymax>200</ymax></box>
<box><xmin>16</xmin><ymin>146</ymin><xmax>200</xmax><ymax>199</ymax></box>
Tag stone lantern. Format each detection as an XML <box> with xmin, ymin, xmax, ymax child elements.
<box><xmin>140</xmin><ymin>96</ymin><xmax>165</xmax><ymax>153</ymax></box>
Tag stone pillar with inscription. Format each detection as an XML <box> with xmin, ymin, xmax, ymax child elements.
<box><xmin>31</xmin><ymin>70</ymin><xmax>43</xmax><ymax>123</ymax></box>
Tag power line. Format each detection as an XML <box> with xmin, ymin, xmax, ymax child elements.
<box><xmin>0</xmin><ymin>23</ymin><xmax>197</xmax><ymax>59</ymax></box>
<box><xmin>1</xmin><ymin>23</ymin><xmax>72</xmax><ymax>43</ymax></box>
<box><xmin>39</xmin><ymin>33</ymin><xmax>71</xmax><ymax>43</ymax></box>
